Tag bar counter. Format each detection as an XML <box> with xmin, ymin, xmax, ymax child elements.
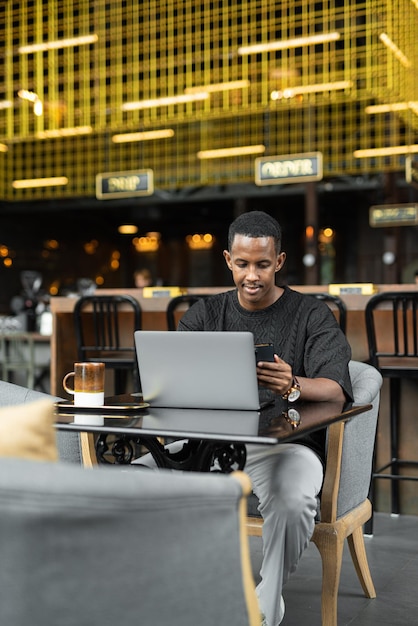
<box><xmin>49</xmin><ymin>284</ymin><xmax>417</xmax><ymax>397</ymax></box>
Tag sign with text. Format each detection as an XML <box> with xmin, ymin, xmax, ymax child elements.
<box><xmin>96</xmin><ymin>169</ymin><xmax>154</xmax><ymax>199</ymax></box>
<box><xmin>255</xmin><ymin>152</ymin><xmax>323</xmax><ymax>186</ymax></box>
<box><xmin>405</xmin><ymin>155</ymin><xmax>418</xmax><ymax>189</ymax></box>
<box><xmin>369</xmin><ymin>203</ymin><xmax>418</xmax><ymax>227</ymax></box>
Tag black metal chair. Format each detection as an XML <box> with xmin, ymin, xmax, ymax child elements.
<box><xmin>365</xmin><ymin>291</ymin><xmax>418</xmax><ymax>521</ymax></box>
<box><xmin>166</xmin><ymin>294</ymin><xmax>210</xmax><ymax>331</ymax></box>
<box><xmin>73</xmin><ymin>294</ymin><xmax>142</xmax><ymax>394</ymax></box>
<box><xmin>310</xmin><ymin>293</ymin><xmax>347</xmax><ymax>334</ymax></box>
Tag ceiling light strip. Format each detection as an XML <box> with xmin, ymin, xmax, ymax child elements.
<box><xmin>271</xmin><ymin>80</ymin><xmax>352</xmax><ymax>100</ymax></box>
<box><xmin>184</xmin><ymin>80</ymin><xmax>250</xmax><ymax>94</ymax></box>
<box><xmin>12</xmin><ymin>176</ymin><xmax>69</xmax><ymax>189</ymax></box>
<box><xmin>19</xmin><ymin>34</ymin><xmax>98</xmax><ymax>54</ymax></box>
<box><xmin>112</xmin><ymin>129</ymin><xmax>175</xmax><ymax>143</ymax></box>
<box><xmin>121</xmin><ymin>93</ymin><xmax>208</xmax><ymax>111</ymax></box>
<box><xmin>365</xmin><ymin>102</ymin><xmax>410</xmax><ymax>114</ymax></box>
<box><xmin>197</xmin><ymin>145</ymin><xmax>265</xmax><ymax>159</ymax></box>
<box><xmin>379</xmin><ymin>33</ymin><xmax>411</xmax><ymax>68</ymax></box>
<box><xmin>36</xmin><ymin>126</ymin><xmax>93</xmax><ymax>139</ymax></box>
<box><xmin>365</xmin><ymin>102</ymin><xmax>418</xmax><ymax>116</ymax></box>
<box><xmin>354</xmin><ymin>145</ymin><xmax>418</xmax><ymax>158</ymax></box>
<box><xmin>238</xmin><ymin>32</ymin><xmax>340</xmax><ymax>55</ymax></box>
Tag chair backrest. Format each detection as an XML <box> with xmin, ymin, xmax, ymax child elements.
<box><xmin>0</xmin><ymin>380</ymin><xmax>81</xmax><ymax>464</ymax></box>
<box><xmin>365</xmin><ymin>291</ymin><xmax>418</xmax><ymax>366</ymax></box>
<box><xmin>166</xmin><ymin>294</ymin><xmax>209</xmax><ymax>330</ymax></box>
<box><xmin>331</xmin><ymin>360</ymin><xmax>382</xmax><ymax>519</ymax></box>
<box><xmin>0</xmin><ymin>461</ymin><xmax>260</xmax><ymax>626</ymax></box>
<box><xmin>73</xmin><ymin>294</ymin><xmax>142</xmax><ymax>359</ymax></box>
<box><xmin>309</xmin><ymin>293</ymin><xmax>347</xmax><ymax>334</ymax></box>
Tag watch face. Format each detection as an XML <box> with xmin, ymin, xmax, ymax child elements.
<box><xmin>283</xmin><ymin>407</ymin><xmax>301</xmax><ymax>429</ymax></box>
<box><xmin>288</xmin><ymin>387</ymin><xmax>301</xmax><ymax>402</ymax></box>
<box><xmin>287</xmin><ymin>408</ymin><xmax>301</xmax><ymax>425</ymax></box>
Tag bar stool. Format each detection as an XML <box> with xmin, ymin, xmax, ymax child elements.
<box><xmin>73</xmin><ymin>294</ymin><xmax>142</xmax><ymax>395</ymax></box>
<box><xmin>166</xmin><ymin>294</ymin><xmax>209</xmax><ymax>330</ymax></box>
<box><xmin>310</xmin><ymin>293</ymin><xmax>347</xmax><ymax>334</ymax></box>
<box><xmin>365</xmin><ymin>291</ymin><xmax>418</xmax><ymax>520</ymax></box>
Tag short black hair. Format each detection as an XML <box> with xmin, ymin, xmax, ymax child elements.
<box><xmin>227</xmin><ymin>210</ymin><xmax>282</xmax><ymax>253</ymax></box>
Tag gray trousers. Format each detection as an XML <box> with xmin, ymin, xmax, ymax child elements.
<box><xmin>133</xmin><ymin>441</ymin><xmax>323</xmax><ymax>626</ymax></box>
<box><xmin>245</xmin><ymin>443</ymin><xmax>323</xmax><ymax>626</ymax></box>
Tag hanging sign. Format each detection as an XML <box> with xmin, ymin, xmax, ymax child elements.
<box><xmin>405</xmin><ymin>156</ymin><xmax>418</xmax><ymax>189</ymax></box>
<box><xmin>369</xmin><ymin>204</ymin><xmax>418</xmax><ymax>227</ymax></box>
<box><xmin>96</xmin><ymin>169</ymin><xmax>154</xmax><ymax>199</ymax></box>
<box><xmin>255</xmin><ymin>152</ymin><xmax>323</xmax><ymax>186</ymax></box>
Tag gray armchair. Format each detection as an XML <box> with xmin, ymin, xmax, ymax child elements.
<box><xmin>0</xmin><ymin>460</ymin><xmax>260</xmax><ymax>626</ymax></box>
<box><xmin>247</xmin><ymin>360</ymin><xmax>383</xmax><ymax>626</ymax></box>
<box><xmin>0</xmin><ymin>380</ymin><xmax>81</xmax><ymax>464</ymax></box>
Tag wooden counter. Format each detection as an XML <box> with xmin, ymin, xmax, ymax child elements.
<box><xmin>49</xmin><ymin>284</ymin><xmax>418</xmax><ymax>397</ymax></box>
<box><xmin>50</xmin><ymin>284</ymin><xmax>418</xmax><ymax>515</ymax></box>
<box><xmin>50</xmin><ymin>288</ymin><xmax>230</xmax><ymax>397</ymax></box>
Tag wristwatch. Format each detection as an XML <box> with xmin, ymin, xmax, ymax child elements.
<box><xmin>285</xmin><ymin>407</ymin><xmax>301</xmax><ymax>428</ymax></box>
<box><xmin>281</xmin><ymin>376</ymin><xmax>301</xmax><ymax>403</ymax></box>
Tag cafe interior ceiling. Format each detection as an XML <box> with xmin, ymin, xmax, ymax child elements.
<box><xmin>0</xmin><ymin>0</ymin><xmax>418</xmax><ymax>204</ymax></box>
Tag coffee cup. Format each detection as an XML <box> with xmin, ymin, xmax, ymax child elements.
<box><xmin>63</xmin><ymin>362</ymin><xmax>105</xmax><ymax>407</ymax></box>
<box><xmin>73</xmin><ymin>414</ymin><xmax>105</xmax><ymax>426</ymax></box>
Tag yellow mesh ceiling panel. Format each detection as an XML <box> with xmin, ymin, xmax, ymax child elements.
<box><xmin>0</xmin><ymin>0</ymin><xmax>417</xmax><ymax>201</ymax></box>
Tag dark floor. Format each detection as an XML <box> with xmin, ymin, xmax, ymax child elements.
<box><xmin>249</xmin><ymin>512</ymin><xmax>418</xmax><ymax>625</ymax></box>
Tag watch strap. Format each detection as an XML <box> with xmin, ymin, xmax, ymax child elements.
<box><xmin>281</xmin><ymin>376</ymin><xmax>300</xmax><ymax>400</ymax></box>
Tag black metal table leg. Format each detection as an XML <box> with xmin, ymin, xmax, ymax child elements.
<box><xmin>95</xmin><ymin>434</ymin><xmax>247</xmax><ymax>473</ymax></box>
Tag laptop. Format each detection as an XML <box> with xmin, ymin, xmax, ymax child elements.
<box><xmin>134</xmin><ymin>330</ymin><xmax>264</xmax><ymax>410</ymax></box>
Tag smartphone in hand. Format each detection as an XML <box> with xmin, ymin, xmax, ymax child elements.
<box><xmin>255</xmin><ymin>343</ymin><xmax>275</xmax><ymax>363</ymax></box>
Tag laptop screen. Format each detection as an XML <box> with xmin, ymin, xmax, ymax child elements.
<box><xmin>134</xmin><ymin>330</ymin><xmax>262</xmax><ymax>410</ymax></box>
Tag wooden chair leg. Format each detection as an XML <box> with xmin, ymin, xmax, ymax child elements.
<box><xmin>80</xmin><ymin>432</ymin><xmax>98</xmax><ymax>467</ymax></box>
<box><xmin>347</xmin><ymin>527</ymin><xmax>376</xmax><ymax>598</ymax></box>
<box><xmin>311</xmin><ymin>524</ymin><xmax>345</xmax><ymax>626</ymax></box>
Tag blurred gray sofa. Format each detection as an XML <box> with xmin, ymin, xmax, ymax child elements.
<box><xmin>0</xmin><ymin>460</ymin><xmax>259</xmax><ymax>626</ymax></box>
<box><xmin>0</xmin><ymin>380</ymin><xmax>261</xmax><ymax>625</ymax></box>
